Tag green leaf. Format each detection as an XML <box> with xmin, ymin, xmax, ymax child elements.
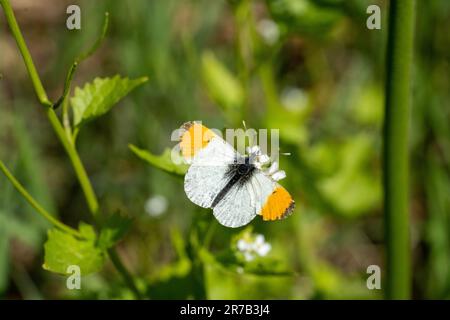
<box><xmin>314</xmin><ymin>135</ymin><xmax>381</xmax><ymax>216</ymax></box>
<box><xmin>70</xmin><ymin>75</ymin><xmax>148</xmax><ymax>128</ymax></box>
<box><xmin>98</xmin><ymin>213</ymin><xmax>132</xmax><ymax>250</ymax></box>
<box><xmin>43</xmin><ymin>224</ymin><xmax>106</xmax><ymax>276</ymax></box>
<box><xmin>146</xmin><ymin>259</ymin><xmax>194</xmax><ymax>299</ymax></box>
<box><xmin>78</xmin><ymin>222</ymin><xmax>97</xmax><ymax>240</ymax></box>
<box><xmin>266</xmin><ymin>0</ymin><xmax>343</xmax><ymax>37</ymax></box>
<box><xmin>201</xmin><ymin>51</ymin><xmax>243</xmax><ymax>121</ymax></box>
<box><xmin>129</xmin><ymin>144</ymin><xmax>188</xmax><ymax>177</ymax></box>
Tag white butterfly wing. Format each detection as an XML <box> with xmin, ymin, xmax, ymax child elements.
<box><xmin>251</xmin><ymin>171</ymin><xmax>295</xmax><ymax>221</ymax></box>
<box><xmin>212</xmin><ymin>171</ymin><xmax>278</xmax><ymax>228</ymax></box>
<box><xmin>212</xmin><ymin>182</ymin><xmax>257</xmax><ymax>228</ymax></box>
<box><xmin>249</xmin><ymin>171</ymin><xmax>277</xmax><ymax>214</ymax></box>
<box><xmin>184</xmin><ymin>136</ymin><xmax>237</xmax><ymax>208</ymax></box>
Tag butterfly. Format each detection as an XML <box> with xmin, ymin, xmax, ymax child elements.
<box><xmin>178</xmin><ymin>121</ymin><xmax>295</xmax><ymax>228</ymax></box>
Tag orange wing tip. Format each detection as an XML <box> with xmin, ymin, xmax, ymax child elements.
<box><xmin>281</xmin><ymin>200</ymin><xmax>295</xmax><ymax>219</ymax></box>
<box><xmin>260</xmin><ymin>186</ymin><xmax>295</xmax><ymax>221</ymax></box>
<box><xmin>179</xmin><ymin>121</ymin><xmax>216</xmax><ymax>160</ymax></box>
<box><xmin>180</xmin><ymin>121</ymin><xmax>195</xmax><ymax>132</ymax></box>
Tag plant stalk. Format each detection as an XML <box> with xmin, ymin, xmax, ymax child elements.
<box><xmin>383</xmin><ymin>0</ymin><xmax>416</xmax><ymax>299</ymax></box>
<box><xmin>0</xmin><ymin>0</ymin><xmax>51</xmax><ymax>107</ymax></box>
<box><xmin>0</xmin><ymin>0</ymin><xmax>100</xmax><ymax>216</ymax></box>
<box><xmin>46</xmin><ymin>108</ymin><xmax>99</xmax><ymax>216</ymax></box>
<box><xmin>108</xmin><ymin>249</ymin><xmax>142</xmax><ymax>299</ymax></box>
<box><xmin>1</xmin><ymin>0</ymin><xmax>141</xmax><ymax>299</ymax></box>
<box><xmin>0</xmin><ymin>161</ymin><xmax>81</xmax><ymax>238</ymax></box>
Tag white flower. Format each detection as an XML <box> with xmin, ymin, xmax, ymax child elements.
<box><xmin>254</xmin><ymin>234</ymin><xmax>265</xmax><ymax>246</ymax></box>
<box><xmin>248</xmin><ymin>145</ymin><xmax>271</xmax><ymax>170</ymax></box>
<box><xmin>236</xmin><ymin>233</ymin><xmax>272</xmax><ymax>262</ymax></box>
<box><xmin>247</xmin><ymin>145</ymin><xmax>288</xmax><ymax>181</ymax></box>
<box><xmin>237</xmin><ymin>239</ymin><xmax>250</xmax><ymax>251</ymax></box>
<box><xmin>271</xmin><ymin>170</ymin><xmax>286</xmax><ymax>181</ymax></box>
<box><xmin>244</xmin><ymin>252</ymin><xmax>255</xmax><ymax>262</ymax></box>
<box><xmin>253</xmin><ymin>235</ymin><xmax>272</xmax><ymax>256</ymax></box>
<box><xmin>144</xmin><ymin>195</ymin><xmax>168</xmax><ymax>217</ymax></box>
<box><xmin>266</xmin><ymin>160</ymin><xmax>286</xmax><ymax>181</ymax></box>
<box><xmin>281</xmin><ymin>87</ymin><xmax>309</xmax><ymax>112</ymax></box>
<box><xmin>257</xmin><ymin>19</ymin><xmax>280</xmax><ymax>45</ymax></box>
<box><xmin>258</xmin><ymin>154</ymin><xmax>270</xmax><ymax>165</ymax></box>
<box><xmin>257</xmin><ymin>242</ymin><xmax>272</xmax><ymax>256</ymax></box>
<box><xmin>268</xmin><ymin>161</ymin><xmax>279</xmax><ymax>174</ymax></box>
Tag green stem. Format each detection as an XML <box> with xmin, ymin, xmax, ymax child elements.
<box><xmin>0</xmin><ymin>161</ymin><xmax>81</xmax><ymax>238</ymax></box>
<box><xmin>54</xmin><ymin>62</ymin><xmax>78</xmax><ymax>110</ymax></box>
<box><xmin>383</xmin><ymin>0</ymin><xmax>416</xmax><ymax>300</ymax></box>
<box><xmin>1</xmin><ymin>0</ymin><xmax>141</xmax><ymax>299</ymax></box>
<box><xmin>62</xmin><ymin>96</ymin><xmax>73</xmax><ymax>142</ymax></box>
<box><xmin>234</xmin><ymin>0</ymin><xmax>251</xmax><ymax>122</ymax></box>
<box><xmin>0</xmin><ymin>0</ymin><xmax>99</xmax><ymax>217</ymax></box>
<box><xmin>259</xmin><ymin>62</ymin><xmax>282</xmax><ymax>114</ymax></box>
<box><xmin>55</xmin><ymin>11</ymin><xmax>109</xmax><ymax>112</ymax></box>
<box><xmin>77</xmin><ymin>12</ymin><xmax>109</xmax><ymax>61</ymax></box>
<box><xmin>46</xmin><ymin>108</ymin><xmax>99</xmax><ymax>215</ymax></box>
<box><xmin>0</xmin><ymin>0</ymin><xmax>51</xmax><ymax>108</ymax></box>
<box><xmin>108</xmin><ymin>249</ymin><xmax>142</xmax><ymax>299</ymax></box>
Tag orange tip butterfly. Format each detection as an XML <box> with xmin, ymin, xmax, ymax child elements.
<box><xmin>179</xmin><ymin>121</ymin><xmax>295</xmax><ymax>228</ymax></box>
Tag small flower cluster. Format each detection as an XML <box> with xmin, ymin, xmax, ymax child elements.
<box><xmin>247</xmin><ymin>145</ymin><xmax>286</xmax><ymax>181</ymax></box>
<box><xmin>236</xmin><ymin>233</ymin><xmax>272</xmax><ymax>262</ymax></box>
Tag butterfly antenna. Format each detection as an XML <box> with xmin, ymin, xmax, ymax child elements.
<box><xmin>279</xmin><ymin>149</ymin><xmax>291</xmax><ymax>156</ymax></box>
<box><xmin>242</xmin><ymin>120</ymin><xmax>255</xmax><ymax>149</ymax></box>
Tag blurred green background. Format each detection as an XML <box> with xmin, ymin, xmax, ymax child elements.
<box><xmin>0</xmin><ymin>0</ymin><xmax>449</xmax><ymax>299</ymax></box>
